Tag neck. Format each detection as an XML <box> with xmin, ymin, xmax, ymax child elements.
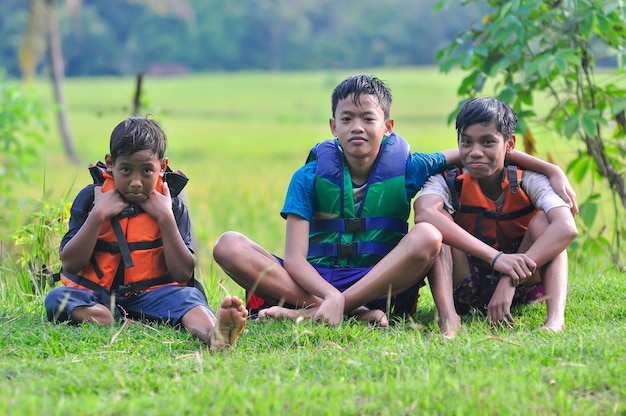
<box><xmin>477</xmin><ymin>170</ymin><xmax>504</xmax><ymax>201</ymax></box>
<box><xmin>346</xmin><ymin>155</ymin><xmax>375</xmax><ymax>185</ymax></box>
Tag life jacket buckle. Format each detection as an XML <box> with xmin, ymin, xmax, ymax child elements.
<box><xmin>116</xmin><ymin>283</ymin><xmax>142</xmax><ymax>297</ymax></box>
<box><xmin>337</xmin><ymin>242</ymin><xmax>357</xmax><ymax>257</ymax></box>
<box><xmin>344</xmin><ymin>217</ymin><xmax>365</xmax><ymax>233</ymax></box>
<box><xmin>118</xmin><ymin>205</ymin><xmax>139</xmax><ymax>218</ymax></box>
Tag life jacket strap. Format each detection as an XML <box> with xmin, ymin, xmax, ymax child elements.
<box><xmin>458</xmin><ymin>204</ymin><xmax>536</xmax><ymax>220</ymax></box>
<box><xmin>308</xmin><ymin>241</ymin><xmax>394</xmax><ymax>258</ymax></box>
<box><xmin>110</xmin><ymin>217</ymin><xmax>134</xmax><ymax>268</ymax></box>
<box><xmin>310</xmin><ymin>217</ymin><xmax>408</xmax><ymax>234</ymax></box>
<box><xmin>61</xmin><ymin>272</ymin><xmax>176</xmax><ymax>297</ymax></box>
<box><xmin>94</xmin><ymin>238</ymin><xmax>164</xmax><ymax>254</ymax></box>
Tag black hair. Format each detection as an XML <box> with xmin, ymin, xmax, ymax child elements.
<box><xmin>109</xmin><ymin>117</ymin><xmax>166</xmax><ymax>162</ymax></box>
<box><xmin>455</xmin><ymin>97</ymin><xmax>518</xmax><ymax>140</ymax></box>
<box><xmin>331</xmin><ymin>74</ymin><xmax>392</xmax><ymax>119</ymax></box>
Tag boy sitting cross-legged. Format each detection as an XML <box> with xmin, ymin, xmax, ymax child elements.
<box><xmin>45</xmin><ymin>117</ymin><xmax>247</xmax><ymax>350</ymax></box>
<box><xmin>414</xmin><ymin>97</ymin><xmax>578</xmax><ymax>331</ymax></box>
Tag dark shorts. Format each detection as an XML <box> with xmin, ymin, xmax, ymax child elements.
<box><xmin>453</xmin><ymin>271</ymin><xmax>544</xmax><ymax>315</ymax></box>
<box><xmin>247</xmin><ymin>258</ymin><xmax>423</xmax><ymax>318</ymax></box>
<box><xmin>45</xmin><ymin>285</ymin><xmax>212</xmax><ymax>325</ymax></box>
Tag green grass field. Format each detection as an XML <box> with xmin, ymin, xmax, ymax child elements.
<box><xmin>1</xmin><ymin>67</ymin><xmax>624</xmax><ymax>415</ymax></box>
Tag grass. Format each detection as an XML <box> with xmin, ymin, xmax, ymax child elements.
<box><xmin>1</xmin><ymin>265</ymin><xmax>625</xmax><ymax>415</ymax></box>
<box><xmin>1</xmin><ymin>67</ymin><xmax>624</xmax><ymax>415</ymax></box>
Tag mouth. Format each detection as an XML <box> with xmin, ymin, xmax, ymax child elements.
<box><xmin>465</xmin><ymin>162</ymin><xmax>487</xmax><ymax>169</ymax></box>
<box><xmin>125</xmin><ymin>192</ymin><xmax>147</xmax><ymax>202</ymax></box>
<box><xmin>349</xmin><ymin>137</ymin><xmax>367</xmax><ymax>144</ymax></box>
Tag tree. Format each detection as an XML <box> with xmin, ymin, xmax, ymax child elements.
<box><xmin>20</xmin><ymin>0</ymin><xmax>80</xmax><ymax>164</ymax></box>
<box><xmin>435</xmin><ymin>0</ymin><xmax>626</xmax><ymax>266</ymax></box>
<box><xmin>18</xmin><ymin>0</ymin><xmax>195</xmax><ymax>164</ymax></box>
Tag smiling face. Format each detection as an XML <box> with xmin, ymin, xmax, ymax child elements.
<box><xmin>458</xmin><ymin>121</ymin><xmax>515</xmax><ymax>181</ymax></box>
<box><xmin>106</xmin><ymin>150</ymin><xmax>167</xmax><ymax>204</ymax></box>
<box><xmin>329</xmin><ymin>93</ymin><xmax>394</xmax><ymax>164</ymax></box>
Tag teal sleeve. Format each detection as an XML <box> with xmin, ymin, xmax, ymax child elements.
<box><xmin>405</xmin><ymin>151</ymin><xmax>447</xmax><ymax>198</ymax></box>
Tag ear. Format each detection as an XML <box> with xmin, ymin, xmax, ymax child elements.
<box><xmin>160</xmin><ymin>157</ymin><xmax>169</xmax><ymax>175</ymax></box>
<box><xmin>105</xmin><ymin>154</ymin><xmax>113</xmax><ymax>170</ymax></box>
<box><xmin>505</xmin><ymin>134</ymin><xmax>516</xmax><ymax>153</ymax></box>
<box><xmin>329</xmin><ymin>118</ymin><xmax>337</xmax><ymax>136</ymax></box>
<box><xmin>384</xmin><ymin>118</ymin><xmax>395</xmax><ymax>136</ymax></box>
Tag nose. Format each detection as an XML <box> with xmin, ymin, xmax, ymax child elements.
<box><xmin>350</xmin><ymin>120</ymin><xmax>364</xmax><ymax>133</ymax></box>
<box><xmin>129</xmin><ymin>173</ymin><xmax>142</xmax><ymax>189</ymax></box>
<box><xmin>468</xmin><ymin>143</ymin><xmax>483</xmax><ymax>158</ymax></box>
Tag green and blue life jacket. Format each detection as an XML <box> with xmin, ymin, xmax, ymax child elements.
<box><xmin>307</xmin><ymin>132</ymin><xmax>411</xmax><ymax>267</ymax></box>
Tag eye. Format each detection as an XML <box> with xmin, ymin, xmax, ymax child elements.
<box><xmin>340</xmin><ymin>116</ymin><xmax>351</xmax><ymax>122</ymax></box>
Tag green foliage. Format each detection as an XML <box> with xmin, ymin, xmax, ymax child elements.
<box><xmin>0</xmin><ymin>74</ymin><xmax>46</xmax><ymax>225</ymax></box>
<box><xmin>435</xmin><ymin>0</ymin><xmax>626</xmax><ymax>268</ymax></box>
<box><xmin>10</xmin><ymin>182</ymin><xmax>72</xmax><ymax>298</ymax></box>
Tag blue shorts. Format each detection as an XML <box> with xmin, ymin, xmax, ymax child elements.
<box><xmin>248</xmin><ymin>258</ymin><xmax>423</xmax><ymax>317</ymax></box>
<box><xmin>45</xmin><ymin>285</ymin><xmax>212</xmax><ymax>326</ymax></box>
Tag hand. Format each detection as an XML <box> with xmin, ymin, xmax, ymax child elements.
<box><xmin>548</xmin><ymin>168</ymin><xmax>578</xmax><ymax>216</ymax></box>
<box><xmin>92</xmin><ymin>185</ymin><xmax>129</xmax><ymax>219</ymax></box>
<box><xmin>487</xmin><ymin>276</ymin><xmax>516</xmax><ymax>327</ymax></box>
<box><xmin>137</xmin><ymin>181</ymin><xmax>174</xmax><ymax>223</ymax></box>
<box><xmin>492</xmin><ymin>252</ymin><xmax>536</xmax><ymax>286</ymax></box>
<box><xmin>313</xmin><ymin>291</ymin><xmax>345</xmax><ymax>325</ymax></box>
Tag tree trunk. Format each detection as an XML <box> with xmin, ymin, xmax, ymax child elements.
<box><xmin>46</xmin><ymin>0</ymin><xmax>81</xmax><ymax>165</ymax></box>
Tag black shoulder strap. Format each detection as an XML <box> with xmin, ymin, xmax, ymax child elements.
<box><xmin>88</xmin><ymin>161</ymin><xmax>108</xmax><ymax>184</ymax></box>
<box><xmin>445</xmin><ymin>167</ymin><xmax>461</xmax><ymax>213</ymax></box>
<box><xmin>163</xmin><ymin>166</ymin><xmax>189</xmax><ymax>197</ymax></box>
<box><xmin>507</xmin><ymin>164</ymin><xmax>520</xmax><ymax>194</ymax></box>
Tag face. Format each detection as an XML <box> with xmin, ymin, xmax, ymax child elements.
<box><xmin>458</xmin><ymin>121</ymin><xmax>515</xmax><ymax>180</ymax></box>
<box><xmin>105</xmin><ymin>150</ymin><xmax>167</xmax><ymax>204</ymax></box>
<box><xmin>329</xmin><ymin>94</ymin><xmax>394</xmax><ymax>163</ymax></box>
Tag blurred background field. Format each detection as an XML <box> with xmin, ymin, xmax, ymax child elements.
<box><xmin>22</xmin><ymin>66</ymin><xmax>583</xmax><ymax>301</ymax></box>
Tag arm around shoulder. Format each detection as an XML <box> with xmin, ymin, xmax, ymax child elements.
<box><xmin>507</xmin><ymin>150</ymin><xmax>578</xmax><ymax>215</ymax></box>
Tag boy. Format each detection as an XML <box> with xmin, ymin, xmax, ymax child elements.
<box><xmin>45</xmin><ymin>117</ymin><xmax>247</xmax><ymax>351</ymax></box>
<box><xmin>213</xmin><ymin>76</ymin><xmax>575</xmax><ymax>336</ymax></box>
<box><xmin>414</xmin><ymin>97</ymin><xmax>578</xmax><ymax>332</ymax></box>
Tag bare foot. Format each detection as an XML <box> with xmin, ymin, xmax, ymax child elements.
<box><xmin>210</xmin><ymin>296</ymin><xmax>248</xmax><ymax>352</ymax></box>
<box><xmin>539</xmin><ymin>322</ymin><xmax>566</xmax><ymax>333</ymax></box>
<box><xmin>438</xmin><ymin>312</ymin><xmax>462</xmax><ymax>339</ymax></box>
<box><xmin>348</xmin><ymin>307</ymin><xmax>389</xmax><ymax>328</ymax></box>
<box><xmin>258</xmin><ymin>305</ymin><xmax>315</xmax><ymax>321</ymax></box>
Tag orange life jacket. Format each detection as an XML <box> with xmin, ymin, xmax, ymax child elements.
<box><xmin>60</xmin><ymin>163</ymin><xmax>189</xmax><ymax>296</ymax></box>
<box><xmin>445</xmin><ymin>165</ymin><xmax>537</xmax><ymax>264</ymax></box>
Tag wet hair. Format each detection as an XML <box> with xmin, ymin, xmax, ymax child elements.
<box><xmin>331</xmin><ymin>74</ymin><xmax>392</xmax><ymax>119</ymax></box>
<box><xmin>109</xmin><ymin>117</ymin><xmax>167</xmax><ymax>162</ymax></box>
<box><xmin>455</xmin><ymin>97</ymin><xmax>518</xmax><ymax>140</ymax></box>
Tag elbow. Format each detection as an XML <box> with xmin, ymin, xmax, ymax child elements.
<box><xmin>172</xmin><ymin>266</ymin><xmax>195</xmax><ymax>283</ymax></box>
<box><xmin>62</xmin><ymin>264</ymin><xmax>79</xmax><ymax>275</ymax></box>
<box><xmin>60</xmin><ymin>256</ymin><xmax>80</xmax><ymax>276</ymax></box>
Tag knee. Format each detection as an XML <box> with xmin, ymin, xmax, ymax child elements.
<box><xmin>404</xmin><ymin>223</ymin><xmax>443</xmax><ymax>260</ymax></box>
<box><xmin>213</xmin><ymin>231</ymin><xmax>246</xmax><ymax>265</ymax></box>
<box><xmin>213</xmin><ymin>231</ymin><xmax>241</xmax><ymax>260</ymax></box>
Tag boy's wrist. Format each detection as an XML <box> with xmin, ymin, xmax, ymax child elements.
<box><xmin>490</xmin><ymin>251</ymin><xmax>504</xmax><ymax>270</ymax></box>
